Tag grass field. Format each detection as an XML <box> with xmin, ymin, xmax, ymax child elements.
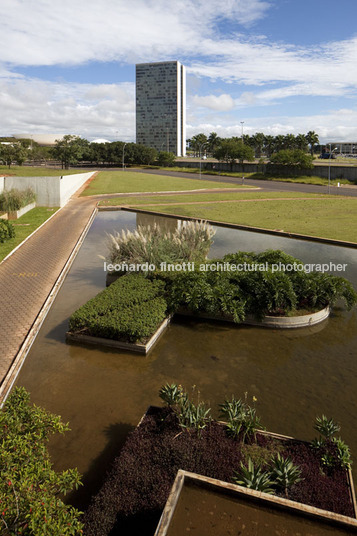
<box><xmin>0</xmin><ymin>166</ymin><xmax>93</xmax><ymax>177</ymax></box>
<box><xmin>161</xmin><ymin>167</ymin><xmax>356</xmax><ymax>186</ymax></box>
<box><xmin>135</xmin><ymin>198</ymin><xmax>357</xmax><ymax>243</ymax></box>
<box><xmin>98</xmin><ymin>188</ymin><xmax>357</xmax><ymax>243</ymax></box>
<box><xmin>81</xmin><ymin>170</ymin><xmax>251</xmax><ymax>196</ymax></box>
<box><xmin>99</xmin><ymin>191</ymin><xmax>327</xmax><ymax>206</ymax></box>
<box><xmin>0</xmin><ymin>207</ymin><xmax>58</xmax><ymax>262</ymax></box>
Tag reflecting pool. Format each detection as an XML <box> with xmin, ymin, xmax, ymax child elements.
<box><xmin>14</xmin><ymin>210</ymin><xmax>357</xmax><ymax>511</ymax></box>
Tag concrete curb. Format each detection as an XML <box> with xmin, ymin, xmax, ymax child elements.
<box><xmin>66</xmin><ymin>315</ymin><xmax>172</xmax><ymax>355</ymax></box>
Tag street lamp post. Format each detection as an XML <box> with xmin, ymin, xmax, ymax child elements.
<box><xmin>122</xmin><ymin>142</ymin><xmax>126</xmax><ymax>171</ymax></box>
<box><xmin>328</xmin><ymin>143</ymin><xmax>337</xmax><ymax>194</ymax></box>
<box><xmin>240</xmin><ymin>121</ymin><xmax>244</xmax><ymax>142</ymax></box>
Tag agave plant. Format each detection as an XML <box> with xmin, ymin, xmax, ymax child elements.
<box><xmin>312</xmin><ymin>415</ymin><xmax>352</xmax><ymax>470</ymax></box>
<box><xmin>314</xmin><ymin>415</ymin><xmax>340</xmax><ymax>440</ymax></box>
<box><xmin>219</xmin><ymin>395</ymin><xmax>264</xmax><ymax>443</ymax></box>
<box><xmin>233</xmin><ymin>458</ymin><xmax>275</xmax><ymax>494</ymax></box>
<box><xmin>269</xmin><ymin>454</ymin><xmax>303</xmax><ymax>497</ymax></box>
<box><xmin>159</xmin><ymin>383</ymin><xmax>185</xmax><ymax>406</ymax></box>
<box><xmin>332</xmin><ymin>437</ymin><xmax>352</xmax><ymax>469</ymax></box>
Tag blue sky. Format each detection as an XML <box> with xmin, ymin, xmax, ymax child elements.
<box><xmin>1</xmin><ymin>0</ymin><xmax>357</xmax><ymax>143</ymax></box>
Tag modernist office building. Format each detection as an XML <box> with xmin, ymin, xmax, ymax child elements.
<box><xmin>136</xmin><ymin>61</ymin><xmax>186</xmax><ymax>156</ymax></box>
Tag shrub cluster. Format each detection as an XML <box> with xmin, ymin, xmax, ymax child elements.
<box><xmin>0</xmin><ymin>219</ymin><xmax>15</xmax><ymax>243</ymax></box>
<box><xmin>105</xmin><ymin>220</ymin><xmax>216</xmax><ymax>272</ymax></box>
<box><xmin>0</xmin><ymin>220</ymin><xmax>15</xmax><ymax>244</ymax></box>
<box><xmin>0</xmin><ymin>387</ymin><xmax>83</xmax><ymax>535</ymax></box>
<box><xmin>0</xmin><ymin>187</ymin><xmax>36</xmax><ymax>212</ymax></box>
<box><xmin>69</xmin><ymin>273</ymin><xmax>168</xmax><ymax>343</ymax></box>
<box><xmin>84</xmin><ymin>389</ymin><xmax>354</xmax><ymax>536</ymax></box>
<box><xmin>164</xmin><ymin>250</ymin><xmax>357</xmax><ymax>320</ymax></box>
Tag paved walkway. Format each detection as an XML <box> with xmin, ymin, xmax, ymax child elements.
<box><xmin>0</xmin><ymin>194</ymin><xmax>96</xmax><ymax>388</ymax></box>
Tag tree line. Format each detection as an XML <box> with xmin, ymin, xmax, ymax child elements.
<box><xmin>0</xmin><ymin>135</ymin><xmax>176</xmax><ymax>169</ymax></box>
<box><xmin>188</xmin><ymin>131</ymin><xmax>320</xmax><ymax>158</ymax></box>
<box><xmin>0</xmin><ymin>130</ymin><xmax>321</xmax><ymax>169</ymax></box>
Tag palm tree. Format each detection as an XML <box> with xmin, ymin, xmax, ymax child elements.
<box><xmin>305</xmin><ymin>131</ymin><xmax>319</xmax><ymax>156</ymax></box>
<box><xmin>207</xmin><ymin>132</ymin><xmax>220</xmax><ymax>155</ymax></box>
<box><xmin>295</xmin><ymin>133</ymin><xmax>309</xmax><ymax>152</ymax></box>
<box><xmin>251</xmin><ymin>132</ymin><xmax>265</xmax><ymax>158</ymax></box>
<box><xmin>283</xmin><ymin>133</ymin><xmax>296</xmax><ymax>150</ymax></box>
<box><xmin>263</xmin><ymin>135</ymin><xmax>275</xmax><ymax>157</ymax></box>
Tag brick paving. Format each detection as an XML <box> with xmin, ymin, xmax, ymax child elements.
<box><xmin>0</xmin><ymin>195</ymin><xmax>96</xmax><ymax>386</ymax></box>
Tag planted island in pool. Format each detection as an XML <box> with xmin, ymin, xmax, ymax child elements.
<box><xmin>66</xmin><ymin>222</ymin><xmax>357</xmax><ymax>351</ymax></box>
<box><xmin>83</xmin><ymin>384</ymin><xmax>357</xmax><ymax>536</ymax></box>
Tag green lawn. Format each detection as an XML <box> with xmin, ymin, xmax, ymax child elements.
<box><xmin>99</xmin><ymin>191</ymin><xmax>327</xmax><ymax>207</ymax></box>
<box><xmin>0</xmin><ymin>166</ymin><xmax>94</xmax><ymax>177</ymax></box>
<box><xmin>124</xmin><ymin>197</ymin><xmax>357</xmax><ymax>243</ymax></box>
<box><xmin>162</xmin><ymin>167</ymin><xmax>356</xmax><ymax>186</ymax></box>
<box><xmin>81</xmin><ymin>170</ymin><xmax>251</xmax><ymax>196</ymax></box>
<box><xmin>0</xmin><ymin>207</ymin><xmax>58</xmax><ymax>262</ymax></box>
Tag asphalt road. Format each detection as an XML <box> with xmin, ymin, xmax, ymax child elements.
<box><xmin>134</xmin><ymin>168</ymin><xmax>357</xmax><ymax>198</ymax></box>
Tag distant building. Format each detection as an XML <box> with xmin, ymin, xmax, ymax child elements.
<box><xmin>325</xmin><ymin>142</ymin><xmax>357</xmax><ymax>155</ymax></box>
<box><xmin>136</xmin><ymin>61</ymin><xmax>186</xmax><ymax>156</ymax></box>
<box><xmin>12</xmin><ymin>134</ymin><xmax>65</xmax><ymax>146</ymax></box>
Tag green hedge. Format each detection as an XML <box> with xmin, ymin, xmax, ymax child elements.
<box><xmin>164</xmin><ymin>250</ymin><xmax>357</xmax><ymax>320</ymax></box>
<box><xmin>69</xmin><ymin>274</ymin><xmax>168</xmax><ymax>343</ymax></box>
<box><xmin>0</xmin><ymin>219</ymin><xmax>15</xmax><ymax>243</ymax></box>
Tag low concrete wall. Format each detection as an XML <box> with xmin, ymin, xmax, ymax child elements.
<box><xmin>3</xmin><ymin>172</ymin><xmax>95</xmax><ymax>207</ymax></box>
<box><xmin>59</xmin><ymin>172</ymin><xmax>95</xmax><ymax>206</ymax></box>
<box><xmin>8</xmin><ymin>202</ymin><xmax>36</xmax><ymax>220</ymax></box>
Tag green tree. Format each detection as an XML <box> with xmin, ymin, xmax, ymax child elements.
<box><xmin>273</xmin><ymin>134</ymin><xmax>286</xmax><ymax>152</ymax></box>
<box><xmin>305</xmin><ymin>130</ymin><xmax>320</xmax><ymax>156</ymax></box>
<box><xmin>189</xmin><ymin>133</ymin><xmax>208</xmax><ymax>156</ymax></box>
<box><xmin>207</xmin><ymin>132</ymin><xmax>220</xmax><ymax>155</ymax></box>
<box><xmin>157</xmin><ymin>151</ymin><xmax>176</xmax><ymax>167</ymax></box>
<box><xmin>213</xmin><ymin>139</ymin><xmax>254</xmax><ymax>169</ymax></box>
<box><xmin>270</xmin><ymin>149</ymin><xmax>314</xmax><ymax>169</ymax></box>
<box><xmin>263</xmin><ymin>135</ymin><xmax>275</xmax><ymax>157</ymax></box>
<box><xmin>295</xmin><ymin>133</ymin><xmax>309</xmax><ymax>152</ymax></box>
<box><xmin>52</xmin><ymin>135</ymin><xmax>88</xmax><ymax>169</ymax></box>
<box><xmin>251</xmin><ymin>132</ymin><xmax>265</xmax><ymax>157</ymax></box>
<box><xmin>0</xmin><ymin>387</ymin><xmax>83</xmax><ymax>535</ymax></box>
<box><xmin>0</xmin><ymin>143</ymin><xmax>28</xmax><ymax>168</ymax></box>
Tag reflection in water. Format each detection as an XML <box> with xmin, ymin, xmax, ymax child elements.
<box><xmin>15</xmin><ymin>211</ymin><xmax>357</xmax><ymax>512</ymax></box>
<box><xmin>166</xmin><ymin>482</ymin><xmax>355</xmax><ymax>536</ymax></box>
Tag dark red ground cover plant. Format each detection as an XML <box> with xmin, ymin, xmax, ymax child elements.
<box><xmin>83</xmin><ymin>405</ymin><xmax>355</xmax><ymax>536</ymax></box>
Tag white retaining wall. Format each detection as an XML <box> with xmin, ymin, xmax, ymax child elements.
<box><xmin>1</xmin><ymin>172</ymin><xmax>95</xmax><ymax>207</ymax></box>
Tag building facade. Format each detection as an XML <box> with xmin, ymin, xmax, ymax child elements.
<box><xmin>136</xmin><ymin>61</ymin><xmax>186</xmax><ymax>156</ymax></box>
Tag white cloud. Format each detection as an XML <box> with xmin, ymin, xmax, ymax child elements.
<box><xmin>0</xmin><ymin>77</ymin><xmax>135</xmax><ymax>140</ymax></box>
<box><xmin>191</xmin><ymin>94</ymin><xmax>235</xmax><ymax>111</ymax></box>
<box><xmin>0</xmin><ymin>0</ymin><xmax>357</xmax><ymax>140</ymax></box>
<box><xmin>0</xmin><ymin>0</ymin><xmax>270</xmax><ymax>66</ymax></box>
<box><xmin>186</xmin><ymin>108</ymin><xmax>357</xmax><ymax>143</ymax></box>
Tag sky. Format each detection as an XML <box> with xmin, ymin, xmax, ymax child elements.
<box><xmin>1</xmin><ymin>0</ymin><xmax>357</xmax><ymax>144</ymax></box>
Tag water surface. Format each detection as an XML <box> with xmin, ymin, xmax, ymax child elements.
<box><xmin>15</xmin><ymin>211</ymin><xmax>357</xmax><ymax>510</ymax></box>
